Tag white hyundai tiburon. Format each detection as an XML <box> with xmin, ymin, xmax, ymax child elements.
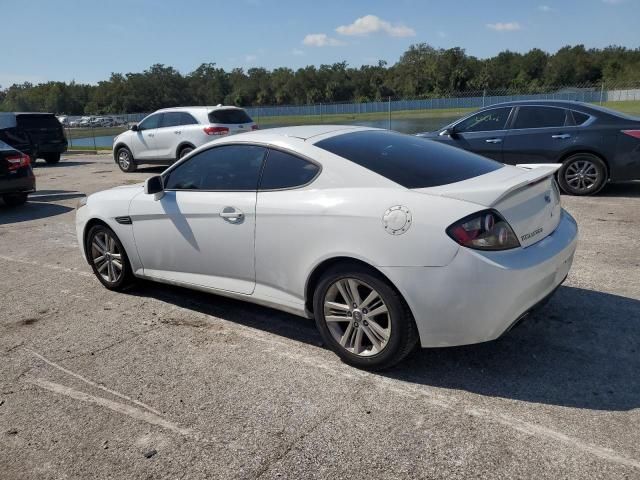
<box><xmin>76</xmin><ymin>125</ymin><xmax>577</xmax><ymax>369</ymax></box>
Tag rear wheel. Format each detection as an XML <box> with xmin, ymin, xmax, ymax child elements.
<box><xmin>44</xmin><ymin>153</ymin><xmax>61</xmax><ymax>164</ymax></box>
<box><xmin>86</xmin><ymin>225</ymin><xmax>134</xmax><ymax>290</ymax></box>
<box><xmin>116</xmin><ymin>146</ymin><xmax>137</xmax><ymax>172</ymax></box>
<box><xmin>313</xmin><ymin>264</ymin><xmax>418</xmax><ymax>370</ymax></box>
<box><xmin>558</xmin><ymin>153</ymin><xmax>607</xmax><ymax>196</ymax></box>
<box><xmin>2</xmin><ymin>193</ymin><xmax>28</xmax><ymax>206</ymax></box>
<box><xmin>178</xmin><ymin>146</ymin><xmax>194</xmax><ymax>159</ymax></box>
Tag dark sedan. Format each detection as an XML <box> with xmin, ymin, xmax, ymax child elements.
<box><xmin>0</xmin><ymin>140</ymin><xmax>35</xmax><ymax>206</ymax></box>
<box><xmin>416</xmin><ymin>100</ymin><xmax>640</xmax><ymax>195</ymax></box>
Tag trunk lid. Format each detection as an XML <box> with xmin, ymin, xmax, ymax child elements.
<box><xmin>417</xmin><ymin>165</ymin><xmax>562</xmax><ymax>248</ymax></box>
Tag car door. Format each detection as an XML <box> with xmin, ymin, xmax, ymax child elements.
<box><xmin>129</xmin><ymin>144</ymin><xmax>267</xmax><ymax>294</ymax></box>
<box><xmin>435</xmin><ymin>107</ymin><xmax>513</xmax><ymax>162</ymax></box>
<box><xmin>154</xmin><ymin>112</ymin><xmax>183</xmax><ymax>160</ymax></box>
<box><xmin>502</xmin><ymin>106</ymin><xmax>575</xmax><ymax>165</ymax></box>
<box><xmin>129</xmin><ymin>113</ymin><xmax>162</xmax><ymax>159</ymax></box>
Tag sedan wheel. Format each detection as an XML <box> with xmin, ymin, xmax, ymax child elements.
<box><xmin>313</xmin><ymin>264</ymin><xmax>417</xmax><ymax>370</ymax></box>
<box><xmin>558</xmin><ymin>153</ymin><xmax>607</xmax><ymax>196</ymax></box>
<box><xmin>87</xmin><ymin>225</ymin><xmax>133</xmax><ymax>290</ymax></box>
<box><xmin>324</xmin><ymin>278</ymin><xmax>391</xmax><ymax>356</ymax></box>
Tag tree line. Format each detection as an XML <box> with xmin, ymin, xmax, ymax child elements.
<box><xmin>1</xmin><ymin>44</ymin><xmax>638</xmax><ymax>115</ymax></box>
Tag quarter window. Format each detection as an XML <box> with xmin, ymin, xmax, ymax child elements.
<box><xmin>571</xmin><ymin>111</ymin><xmax>590</xmax><ymax>126</ymax></box>
<box><xmin>164</xmin><ymin>145</ymin><xmax>267</xmax><ymax>191</ymax></box>
<box><xmin>455</xmin><ymin>108</ymin><xmax>511</xmax><ymax>133</ymax></box>
<box><xmin>512</xmin><ymin>107</ymin><xmax>569</xmax><ymax>129</ymax></box>
<box><xmin>181</xmin><ymin>112</ymin><xmax>199</xmax><ymax>125</ymax></box>
<box><xmin>138</xmin><ymin>114</ymin><xmax>161</xmax><ymax>131</ymax></box>
<box><xmin>260</xmin><ymin>149</ymin><xmax>320</xmax><ymax>190</ymax></box>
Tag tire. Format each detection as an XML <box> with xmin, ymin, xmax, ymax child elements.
<box><xmin>86</xmin><ymin>224</ymin><xmax>134</xmax><ymax>290</ymax></box>
<box><xmin>44</xmin><ymin>153</ymin><xmax>61</xmax><ymax>164</ymax></box>
<box><xmin>2</xmin><ymin>193</ymin><xmax>28</xmax><ymax>207</ymax></box>
<box><xmin>116</xmin><ymin>146</ymin><xmax>137</xmax><ymax>172</ymax></box>
<box><xmin>178</xmin><ymin>146</ymin><xmax>194</xmax><ymax>159</ymax></box>
<box><xmin>557</xmin><ymin>153</ymin><xmax>607</xmax><ymax>196</ymax></box>
<box><xmin>312</xmin><ymin>263</ymin><xmax>418</xmax><ymax>370</ymax></box>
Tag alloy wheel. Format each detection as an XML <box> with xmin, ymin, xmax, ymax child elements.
<box><xmin>564</xmin><ymin>159</ymin><xmax>599</xmax><ymax>193</ymax></box>
<box><xmin>118</xmin><ymin>150</ymin><xmax>131</xmax><ymax>170</ymax></box>
<box><xmin>323</xmin><ymin>278</ymin><xmax>391</xmax><ymax>356</ymax></box>
<box><xmin>91</xmin><ymin>231</ymin><xmax>124</xmax><ymax>283</ymax></box>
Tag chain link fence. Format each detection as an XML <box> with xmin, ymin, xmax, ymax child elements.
<box><xmin>64</xmin><ymin>83</ymin><xmax>640</xmax><ymax>151</ymax></box>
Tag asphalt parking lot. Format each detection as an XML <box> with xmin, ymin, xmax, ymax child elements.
<box><xmin>1</xmin><ymin>153</ymin><xmax>639</xmax><ymax>479</ymax></box>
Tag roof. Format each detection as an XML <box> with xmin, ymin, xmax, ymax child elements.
<box><xmin>155</xmin><ymin>105</ymin><xmax>246</xmax><ymax>113</ymax></box>
<box><xmin>238</xmin><ymin>124</ymin><xmax>372</xmax><ymax>141</ymax></box>
<box><xmin>479</xmin><ymin>99</ymin><xmax>591</xmax><ymax>109</ymax></box>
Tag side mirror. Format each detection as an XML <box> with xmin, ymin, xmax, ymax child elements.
<box><xmin>440</xmin><ymin>127</ymin><xmax>458</xmax><ymax>138</ymax></box>
<box><xmin>145</xmin><ymin>175</ymin><xmax>164</xmax><ymax>200</ymax></box>
<box><xmin>130</xmin><ymin>124</ymin><xmax>139</xmax><ymax>132</ymax></box>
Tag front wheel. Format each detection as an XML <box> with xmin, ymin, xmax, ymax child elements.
<box><xmin>313</xmin><ymin>264</ymin><xmax>418</xmax><ymax>370</ymax></box>
<box><xmin>86</xmin><ymin>225</ymin><xmax>134</xmax><ymax>290</ymax></box>
<box><xmin>557</xmin><ymin>153</ymin><xmax>607</xmax><ymax>196</ymax></box>
<box><xmin>116</xmin><ymin>147</ymin><xmax>137</xmax><ymax>172</ymax></box>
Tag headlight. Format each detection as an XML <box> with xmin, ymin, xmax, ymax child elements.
<box><xmin>77</xmin><ymin>196</ymin><xmax>87</xmax><ymax>208</ymax></box>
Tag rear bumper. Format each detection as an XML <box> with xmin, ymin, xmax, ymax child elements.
<box><xmin>0</xmin><ymin>168</ymin><xmax>36</xmax><ymax>195</ymax></box>
<box><xmin>380</xmin><ymin>209</ymin><xmax>578</xmax><ymax>348</ymax></box>
<box><xmin>35</xmin><ymin>140</ymin><xmax>68</xmax><ymax>154</ymax></box>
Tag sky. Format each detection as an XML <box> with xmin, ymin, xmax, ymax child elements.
<box><xmin>1</xmin><ymin>0</ymin><xmax>638</xmax><ymax>87</ymax></box>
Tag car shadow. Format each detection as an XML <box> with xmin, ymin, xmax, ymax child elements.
<box><xmin>124</xmin><ymin>282</ymin><xmax>639</xmax><ymax>411</ymax></box>
<box><xmin>136</xmin><ymin>166</ymin><xmax>167</xmax><ymax>174</ymax></box>
<box><xmin>29</xmin><ymin>190</ymin><xmax>86</xmax><ymax>203</ymax></box>
<box><xmin>32</xmin><ymin>161</ymin><xmax>94</xmax><ymax>168</ymax></box>
<box><xmin>0</xmin><ymin>200</ymin><xmax>73</xmax><ymax>224</ymax></box>
<box><xmin>598</xmin><ymin>181</ymin><xmax>640</xmax><ymax>197</ymax></box>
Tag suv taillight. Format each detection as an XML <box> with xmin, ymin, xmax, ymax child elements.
<box><xmin>447</xmin><ymin>209</ymin><xmax>520</xmax><ymax>251</ymax></box>
<box><xmin>204</xmin><ymin>126</ymin><xmax>229</xmax><ymax>136</ymax></box>
<box><xmin>621</xmin><ymin>130</ymin><xmax>640</xmax><ymax>139</ymax></box>
<box><xmin>6</xmin><ymin>153</ymin><xmax>31</xmax><ymax>171</ymax></box>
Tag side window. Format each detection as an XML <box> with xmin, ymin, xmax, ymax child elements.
<box><xmin>159</xmin><ymin>112</ymin><xmax>183</xmax><ymax>128</ymax></box>
<box><xmin>181</xmin><ymin>113</ymin><xmax>199</xmax><ymax>125</ymax></box>
<box><xmin>571</xmin><ymin>111</ymin><xmax>590</xmax><ymax>126</ymax></box>
<box><xmin>512</xmin><ymin>107</ymin><xmax>568</xmax><ymax>129</ymax></box>
<box><xmin>260</xmin><ymin>149</ymin><xmax>320</xmax><ymax>190</ymax></box>
<box><xmin>138</xmin><ymin>114</ymin><xmax>161</xmax><ymax>131</ymax></box>
<box><xmin>164</xmin><ymin>145</ymin><xmax>267</xmax><ymax>191</ymax></box>
<box><xmin>455</xmin><ymin>108</ymin><xmax>511</xmax><ymax>133</ymax></box>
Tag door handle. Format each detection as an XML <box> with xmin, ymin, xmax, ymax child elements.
<box><xmin>485</xmin><ymin>138</ymin><xmax>502</xmax><ymax>144</ymax></box>
<box><xmin>220</xmin><ymin>207</ymin><xmax>244</xmax><ymax>223</ymax></box>
<box><xmin>174</xmin><ymin>130</ymin><xmax>181</xmax><ymax>134</ymax></box>
<box><xmin>552</xmin><ymin>134</ymin><xmax>571</xmax><ymax>139</ymax></box>
<box><xmin>148</xmin><ymin>133</ymin><xmax>154</xmax><ymax>137</ymax></box>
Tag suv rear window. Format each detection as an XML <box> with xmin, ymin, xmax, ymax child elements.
<box><xmin>208</xmin><ymin>109</ymin><xmax>253</xmax><ymax>124</ymax></box>
<box><xmin>315</xmin><ymin>130</ymin><xmax>502</xmax><ymax>189</ymax></box>
<box><xmin>16</xmin><ymin>114</ymin><xmax>61</xmax><ymax>130</ymax></box>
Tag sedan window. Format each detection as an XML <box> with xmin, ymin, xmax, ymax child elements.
<box><xmin>260</xmin><ymin>149</ymin><xmax>320</xmax><ymax>190</ymax></box>
<box><xmin>138</xmin><ymin>114</ymin><xmax>161</xmax><ymax>131</ymax></box>
<box><xmin>512</xmin><ymin>107</ymin><xmax>569</xmax><ymax>129</ymax></box>
<box><xmin>164</xmin><ymin>145</ymin><xmax>267</xmax><ymax>191</ymax></box>
<box><xmin>454</xmin><ymin>108</ymin><xmax>511</xmax><ymax>133</ymax></box>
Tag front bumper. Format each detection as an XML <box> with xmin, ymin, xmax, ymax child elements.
<box><xmin>380</xmin><ymin>209</ymin><xmax>578</xmax><ymax>348</ymax></box>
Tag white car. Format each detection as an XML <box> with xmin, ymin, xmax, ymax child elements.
<box><xmin>112</xmin><ymin>106</ymin><xmax>257</xmax><ymax>173</ymax></box>
<box><xmin>76</xmin><ymin>125</ymin><xmax>577</xmax><ymax>369</ymax></box>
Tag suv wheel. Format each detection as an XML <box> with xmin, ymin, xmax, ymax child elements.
<box><xmin>313</xmin><ymin>264</ymin><xmax>418</xmax><ymax>370</ymax></box>
<box><xmin>44</xmin><ymin>153</ymin><xmax>61</xmax><ymax>164</ymax></box>
<box><xmin>558</xmin><ymin>153</ymin><xmax>607</xmax><ymax>196</ymax></box>
<box><xmin>178</xmin><ymin>146</ymin><xmax>193</xmax><ymax>159</ymax></box>
<box><xmin>116</xmin><ymin>147</ymin><xmax>137</xmax><ymax>172</ymax></box>
<box><xmin>3</xmin><ymin>193</ymin><xmax>28</xmax><ymax>207</ymax></box>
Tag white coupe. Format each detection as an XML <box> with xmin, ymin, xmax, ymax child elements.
<box><xmin>76</xmin><ymin>125</ymin><xmax>578</xmax><ymax>369</ymax></box>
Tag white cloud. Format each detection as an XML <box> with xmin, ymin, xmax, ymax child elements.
<box><xmin>291</xmin><ymin>48</ymin><xmax>305</xmax><ymax>56</ymax></box>
<box><xmin>335</xmin><ymin>15</ymin><xmax>415</xmax><ymax>37</ymax></box>
<box><xmin>538</xmin><ymin>5</ymin><xmax>553</xmax><ymax>12</ymax></box>
<box><xmin>302</xmin><ymin>33</ymin><xmax>345</xmax><ymax>47</ymax></box>
<box><xmin>486</xmin><ymin>22</ymin><xmax>522</xmax><ymax>31</ymax></box>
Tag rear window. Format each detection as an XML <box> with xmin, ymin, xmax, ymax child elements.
<box><xmin>315</xmin><ymin>130</ymin><xmax>503</xmax><ymax>189</ymax></box>
<box><xmin>16</xmin><ymin>114</ymin><xmax>61</xmax><ymax>130</ymax></box>
<box><xmin>208</xmin><ymin>109</ymin><xmax>253</xmax><ymax>124</ymax></box>
<box><xmin>512</xmin><ymin>107</ymin><xmax>569</xmax><ymax>129</ymax></box>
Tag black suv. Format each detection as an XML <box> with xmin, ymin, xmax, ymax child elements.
<box><xmin>0</xmin><ymin>112</ymin><xmax>68</xmax><ymax>164</ymax></box>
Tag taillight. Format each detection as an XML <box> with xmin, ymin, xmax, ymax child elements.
<box><xmin>204</xmin><ymin>126</ymin><xmax>229</xmax><ymax>136</ymax></box>
<box><xmin>621</xmin><ymin>130</ymin><xmax>640</xmax><ymax>139</ymax></box>
<box><xmin>447</xmin><ymin>210</ymin><xmax>520</xmax><ymax>251</ymax></box>
<box><xmin>6</xmin><ymin>153</ymin><xmax>31</xmax><ymax>171</ymax></box>
<box><xmin>251</xmin><ymin>125</ymin><xmax>259</xmax><ymax>130</ymax></box>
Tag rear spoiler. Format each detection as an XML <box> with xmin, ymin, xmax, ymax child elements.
<box><xmin>414</xmin><ymin>164</ymin><xmax>560</xmax><ymax>207</ymax></box>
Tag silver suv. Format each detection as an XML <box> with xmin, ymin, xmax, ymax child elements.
<box><xmin>112</xmin><ymin>106</ymin><xmax>257</xmax><ymax>172</ymax></box>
